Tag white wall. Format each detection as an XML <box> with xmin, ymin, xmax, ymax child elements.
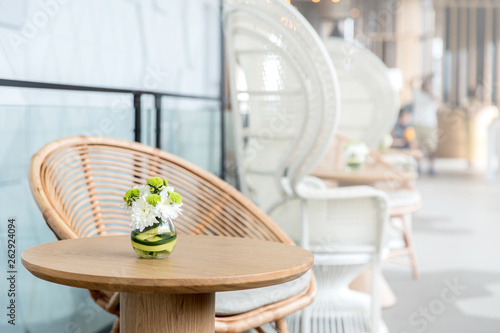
<box><xmin>0</xmin><ymin>0</ymin><xmax>220</xmax><ymax>99</ymax></box>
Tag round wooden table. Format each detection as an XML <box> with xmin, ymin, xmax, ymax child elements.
<box><xmin>22</xmin><ymin>235</ymin><xmax>313</xmax><ymax>333</ymax></box>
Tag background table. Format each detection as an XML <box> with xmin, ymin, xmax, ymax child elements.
<box><xmin>22</xmin><ymin>235</ymin><xmax>313</xmax><ymax>333</ymax></box>
<box><xmin>312</xmin><ymin>167</ymin><xmax>417</xmax><ymax>188</ymax></box>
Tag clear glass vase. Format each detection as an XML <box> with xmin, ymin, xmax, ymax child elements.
<box><xmin>346</xmin><ymin>158</ymin><xmax>364</xmax><ymax>172</ymax></box>
<box><xmin>131</xmin><ymin>218</ymin><xmax>177</xmax><ymax>259</ymax></box>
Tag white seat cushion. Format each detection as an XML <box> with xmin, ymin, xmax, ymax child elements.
<box><xmin>387</xmin><ymin>190</ymin><xmax>421</xmax><ymax>208</ymax></box>
<box><xmin>314</xmin><ymin>248</ymin><xmax>390</xmax><ymax>264</ymax></box>
<box><xmin>215</xmin><ymin>270</ymin><xmax>311</xmax><ymax>316</ymax></box>
<box><xmin>314</xmin><ymin>252</ymin><xmax>373</xmax><ymax>265</ymax></box>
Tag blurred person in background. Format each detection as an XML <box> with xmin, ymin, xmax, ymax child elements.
<box><xmin>412</xmin><ymin>75</ymin><xmax>439</xmax><ymax>175</ymax></box>
<box><xmin>392</xmin><ymin>106</ymin><xmax>417</xmax><ymax>150</ymax></box>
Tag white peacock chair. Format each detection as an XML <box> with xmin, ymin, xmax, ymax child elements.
<box><xmin>320</xmin><ymin>38</ymin><xmax>422</xmax><ymax>278</ymax></box>
<box><xmin>323</xmin><ymin>38</ymin><xmax>400</xmax><ymax>148</ymax></box>
<box><xmin>225</xmin><ymin>1</ymin><xmax>390</xmax><ymax>332</ymax></box>
<box><xmin>323</xmin><ymin>37</ymin><xmax>417</xmax><ymax>172</ymax></box>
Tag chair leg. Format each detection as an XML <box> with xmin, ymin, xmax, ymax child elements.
<box><xmin>371</xmin><ymin>257</ymin><xmax>381</xmax><ymax>333</ymax></box>
<box><xmin>276</xmin><ymin>318</ymin><xmax>289</xmax><ymax>333</ymax></box>
<box><xmin>300</xmin><ymin>309</ymin><xmax>310</xmax><ymax>333</ymax></box>
<box><xmin>110</xmin><ymin>317</ymin><xmax>120</xmax><ymax>333</ymax></box>
<box><xmin>401</xmin><ymin>214</ymin><xmax>419</xmax><ymax>279</ymax></box>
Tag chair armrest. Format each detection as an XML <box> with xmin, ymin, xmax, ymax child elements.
<box><xmin>269</xmin><ymin>182</ymin><xmax>390</xmax><ymax>253</ymax></box>
<box><xmin>383</xmin><ymin>154</ymin><xmax>418</xmax><ymax>173</ymax></box>
<box><xmin>297</xmin><ymin>183</ymin><xmax>389</xmax><ymax>201</ymax></box>
<box><xmin>300</xmin><ymin>176</ymin><xmax>329</xmax><ymax>190</ymax></box>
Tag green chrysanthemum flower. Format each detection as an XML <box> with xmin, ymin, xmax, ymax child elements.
<box><xmin>147</xmin><ymin>177</ymin><xmax>165</xmax><ymax>194</ymax></box>
<box><xmin>123</xmin><ymin>188</ymin><xmax>140</xmax><ymax>206</ymax></box>
<box><xmin>169</xmin><ymin>192</ymin><xmax>182</xmax><ymax>205</ymax></box>
<box><xmin>163</xmin><ymin>179</ymin><xmax>169</xmax><ymax>187</ymax></box>
<box><xmin>147</xmin><ymin>177</ymin><xmax>163</xmax><ymax>188</ymax></box>
<box><xmin>128</xmin><ymin>188</ymin><xmax>140</xmax><ymax>198</ymax></box>
<box><xmin>146</xmin><ymin>194</ymin><xmax>161</xmax><ymax>207</ymax></box>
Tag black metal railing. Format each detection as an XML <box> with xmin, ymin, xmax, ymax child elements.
<box><xmin>0</xmin><ymin>73</ymin><xmax>225</xmax><ymax>177</ymax></box>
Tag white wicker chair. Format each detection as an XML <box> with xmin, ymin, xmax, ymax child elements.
<box><xmin>323</xmin><ymin>38</ymin><xmax>417</xmax><ymax>169</ymax></box>
<box><xmin>323</xmin><ymin>38</ymin><xmax>400</xmax><ymax>149</ymax></box>
<box><xmin>224</xmin><ymin>1</ymin><xmax>390</xmax><ymax>332</ymax></box>
<box><xmin>323</xmin><ymin>37</ymin><xmax>422</xmax><ymax>279</ymax></box>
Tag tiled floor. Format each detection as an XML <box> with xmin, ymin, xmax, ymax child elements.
<box><xmin>383</xmin><ymin>160</ymin><xmax>500</xmax><ymax>333</ymax></box>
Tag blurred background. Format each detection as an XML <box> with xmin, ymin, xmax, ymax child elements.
<box><xmin>0</xmin><ymin>0</ymin><xmax>499</xmax><ymax>332</ymax></box>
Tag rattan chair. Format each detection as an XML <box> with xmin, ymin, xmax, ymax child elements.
<box><xmin>29</xmin><ymin>135</ymin><xmax>316</xmax><ymax>333</ymax></box>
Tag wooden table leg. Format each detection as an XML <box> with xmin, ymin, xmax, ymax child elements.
<box><xmin>120</xmin><ymin>292</ymin><xmax>215</xmax><ymax>333</ymax></box>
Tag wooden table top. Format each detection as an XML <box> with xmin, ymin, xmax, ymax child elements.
<box><xmin>384</xmin><ymin>148</ymin><xmax>424</xmax><ymax>160</ymax></box>
<box><xmin>22</xmin><ymin>235</ymin><xmax>313</xmax><ymax>294</ymax></box>
<box><xmin>311</xmin><ymin>168</ymin><xmax>418</xmax><ymax>184</ymax></box>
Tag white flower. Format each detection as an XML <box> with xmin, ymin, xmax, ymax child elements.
<box><xmin>121</xmin><ymin>201</ymin><xmax>131</xmax><ymax>213</ymax></box>
<box><xmin>136</xmin><ymin>185</ymin><xmax>152</xmax><ymax>198</ymax></box>
<box><xmin>343</xmin><ymin>142</ymin><xmax>369</xmax><ymax>162</ymax></box>
<box><xmin>130</xmin><ymin>195</ymin><xmax>158</xmax><ymax>231</ymax></box>
<box><xmin>156</xmin><ymin>203</ymin><xmax>183</xmax><ymax>221</ymax></box>
<box><xmin>127</xmin><ymin>184</ymin><xmax>182</xmax><ymax>231</ymax></box>
<box><xmin>379</xmin><ymin>134</ymin><xmax>393</xmax><ymax>150</ymax></box>
<box><xmin>156</xmin><ymin>189</ymin><xmax>183</xmax><ymax>221</ymax></box>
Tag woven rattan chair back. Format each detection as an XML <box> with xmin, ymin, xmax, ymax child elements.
<box><xmin>30</xmin><ymin>136</ymin><xmax>291</xmax><ymax>243</ymax></box>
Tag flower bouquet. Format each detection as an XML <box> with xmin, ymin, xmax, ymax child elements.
<box><xmin>123</xmin><ymin>177</ymin><xmax>182</xmax><ymax>259</ymax></box>
<box><xmin>343</xmin><ymin>141</ymin><xmax>369</xmax><ymax>172</ymax></box>
<box><xmin>378</xmin><ymin>133</ymin><xmax>394</xmax><ymax>152</ymax></box>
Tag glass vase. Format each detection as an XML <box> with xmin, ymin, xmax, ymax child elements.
<box><xmin>346</xmin><ymin>158</ymin><xmax>364</xmax><ymax>172</ymax></box>
<box><xmin>131</xmin><ymin>218</ymin><xmax>177</xmax><ymax>259</ymax></box>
